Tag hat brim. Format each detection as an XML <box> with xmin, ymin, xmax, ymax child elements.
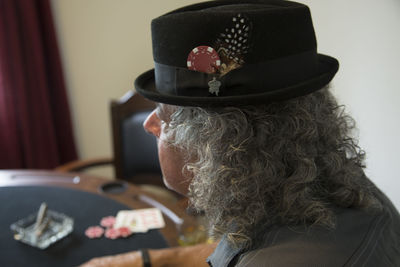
<box><xmin>135</xmin><ymin>54</ymin><xmax>339</xmax><ymax>107</ymax></box>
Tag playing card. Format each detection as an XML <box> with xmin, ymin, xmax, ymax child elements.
<box><xmin>135</xmin><ymin>208</ymin><xmax>165</xmax><ymax>230</ymax></box>
<box><xmin>114</xmin><ymin>208</ymin><xmax>165</xmax><ymax>233</ymax></box>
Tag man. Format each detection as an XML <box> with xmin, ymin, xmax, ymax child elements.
<box><xmin>82</xmin><ymin>0</ymin><xmax>400</xmax><ymax>266</ymax></box>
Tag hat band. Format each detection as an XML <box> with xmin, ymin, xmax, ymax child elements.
<box><xmin>154</xmin><ymin>49</ymin><xmax>318</xmax><ymax>97</ymax></box>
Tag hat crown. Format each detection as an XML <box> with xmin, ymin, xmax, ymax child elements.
<box><xmin>151</xmin><ymin>0</ymin><xmax>317</xmax><ymax>67</ymax></box>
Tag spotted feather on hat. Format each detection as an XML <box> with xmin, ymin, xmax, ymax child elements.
<box><xmin>215</xmin><ymin>13</ymin><xmax>252</xmax><ymax>75</ymax></box>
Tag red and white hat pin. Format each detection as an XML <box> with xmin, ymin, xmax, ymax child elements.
<box><xmin>187</xmin><ymin>46</ymin><xmax>221</xmax><ymax>74</ymax></box>
<box><xmin>187</xmin><ymin>46</ymin><xmax>222</xmax><ymax>96</ymax></box>
<box><xmin>186</xmin><ymin>14</ymin><xmax>251</xmax><ymax>96</ymax></box>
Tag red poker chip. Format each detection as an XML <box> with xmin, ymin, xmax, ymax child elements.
<box><xmin>105</xmin><ymin>228</ymin><xmax>120</xmax><ymax>239</ymax></box>
<box><xmin>187</xmin><ymin>46</ymin><xmax>221</xmax><ymax>74</ymax></box>
<box><xmin>85</xmin><ymin>226</ymin><xmax>104</xmax><ymax>239</ymax></box>
<box><xmin>118</xmin><ymin>227</ymin><xmax>132</xmax><ymax>238</ymax></box>
<box><xmin>100</xmin><ymin>216</ymin><xmax>116</xmax><ymax>228</ymax></box>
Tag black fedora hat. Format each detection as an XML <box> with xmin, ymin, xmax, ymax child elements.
<box><xmin>135</xmin><ymin>0</ymin><xmax>339</xmax><ymax>107</ymax></box>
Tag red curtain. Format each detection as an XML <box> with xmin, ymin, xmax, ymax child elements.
<box><xmin>0</xmin><ymin>0</ymin><xmax>77</xmax><ymax>169</ymax></box>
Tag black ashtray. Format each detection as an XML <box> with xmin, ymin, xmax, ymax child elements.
<box><xmin>98</xmin><ymin>181</ymin><xmax>127</xmax><ymax>194</ymax></box>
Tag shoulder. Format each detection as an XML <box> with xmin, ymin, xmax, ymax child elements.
<box><xmin>236</xmin><ymin>202</ymin><xmax>400</xmax><ymax>267</ymax></box>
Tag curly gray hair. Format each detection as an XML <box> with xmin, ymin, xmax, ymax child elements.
<box><xmin>157</xmin><ymin>87</ymin><xmax>381</xmax><ymax>248</ymax></box>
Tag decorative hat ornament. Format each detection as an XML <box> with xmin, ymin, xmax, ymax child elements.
<box><xmin>214</xmin><ymin>13</ymin><xmax>251</xmax><ymax>75</ymax></box>
<box><xmin>184</xmin><ymin>13</ymin><xmax>252</xmax><ymax>96</ymax></box>
<box><xmin>135</xmin><ymin>0</ymin><xmax>339</xmax><ymax>107</ymax></box>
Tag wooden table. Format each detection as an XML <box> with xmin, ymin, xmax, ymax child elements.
<box><xmin>0</xmin><ymin>170</ymin><xmax>190</xmax><ymax>247</ymax></box>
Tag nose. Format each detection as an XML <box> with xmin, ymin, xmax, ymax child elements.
<box><xmin>143</xmin><ymin>110</ymin><xmax>161</xmax><ymax>138</ymax></box>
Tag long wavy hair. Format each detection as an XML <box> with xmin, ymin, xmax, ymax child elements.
<box><xmin>158</xmin><ymin>87</ymin><xmax>381</xmax><ymax>249</ymax></box>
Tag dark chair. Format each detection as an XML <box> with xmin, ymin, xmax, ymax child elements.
<box><xmin>56</xmin><ymin>91</ymin><xmax>165</xmax><ymax>188</ymax></box>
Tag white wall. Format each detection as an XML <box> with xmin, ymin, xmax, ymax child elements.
<box><xmin>51</xmin><ymin>0</ymin><xmax>400</xmax><ymax>207</ymax></box>
<box><xmin>301</xmin><ymin>0</ymin><xmax>400</xmax><ymax>208</ymax></box>
<box><xmin>51</xmin><ymin>0</ymin><xmax>203</xmax><ymax>178</ymax></box>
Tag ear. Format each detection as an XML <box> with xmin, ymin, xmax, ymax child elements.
<box><xmin>143</xmin><ymin>110</ymin><xmax>161</xmax><ymax>138</ymax></box>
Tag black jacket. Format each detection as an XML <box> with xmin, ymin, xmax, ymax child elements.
<box><xmin>207</xmin><ymin>187</ymin><xmax>400</xmax><ymax>267</ymax></box>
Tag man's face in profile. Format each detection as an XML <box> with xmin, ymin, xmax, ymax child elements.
<box><xmin>143</xmin><ymin>108</ymin><xmax>192</xmax><ymax>196</ymax></box>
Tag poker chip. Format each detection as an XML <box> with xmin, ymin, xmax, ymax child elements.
<box><xmin>118</xmin><ymin>227</ymin><xmax>132</xmax><ymax>238</ymax></box>
<box><xmin>187</xmin><ymin>46</ymin><xmax>221</xmax><ymax>74</ymax></box>
<box><xmin>85</xmin><ymin>226</ymin><xmax>104</xmax><ymax>239</ymax></box>
<box><xmin>85</xmin><ymin>215</ymin><xmax>138</xmax><ymax>240</ymax></box>
<box><xmin>100</xmin><ymin>216</ymin><xmax>116</xmax><ymax>228</ymax></box>
<box><xmin>105</xmin><ymin>228</ymin><xmax>120</xmax><ymax>239</ymax></box>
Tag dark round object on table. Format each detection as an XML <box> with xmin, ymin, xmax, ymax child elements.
<box><xmin>98</xmin><ymin>181</ymin><xmax>127</xmax><ymax>194</ymax></box>
<box><xmin>0</xmin><ymin>186</ymin><xmax>168</xmax><ymax>267</ymax></box>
